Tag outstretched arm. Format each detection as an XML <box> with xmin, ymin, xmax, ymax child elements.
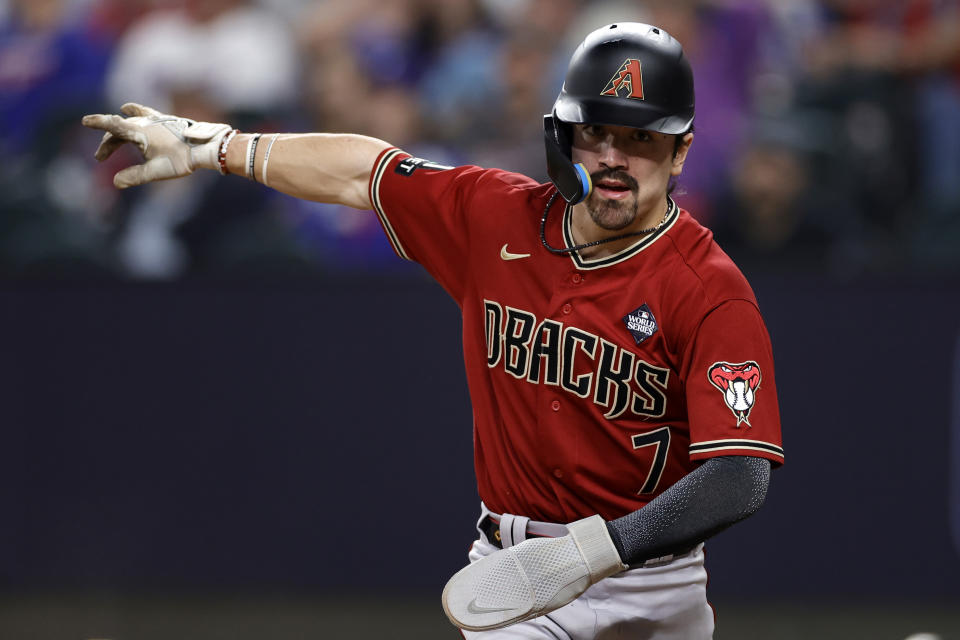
<box><xmin>222</xmin><ymin>132</ymin><xmax>390</xmax><ymax>209</ymax></box>
<box><xmin>81</xmin><ymin>103</ymin><xmax>390</xmax><ymax>209</ymax></box>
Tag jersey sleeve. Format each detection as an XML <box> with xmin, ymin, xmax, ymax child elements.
<box><xmin>368</xmin><ymin>148</ymin><xmax>487</xmax><ymax>302</ymax></box>
<box><xmin>682</xmin><ymin>299</ymin><xmax>784</xmax><ymax>466</ymax></box>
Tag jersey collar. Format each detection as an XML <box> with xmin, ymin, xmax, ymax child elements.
<box><xmin>562</xmin><ymin>197</ymin><xmax>680</xmax><ymax>270</ymax></box>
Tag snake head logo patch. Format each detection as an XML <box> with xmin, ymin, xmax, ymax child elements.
<box><xmin>708</xmin><ymin>361</ymin><xmax>762</xmax><ymax>427</ymax></box>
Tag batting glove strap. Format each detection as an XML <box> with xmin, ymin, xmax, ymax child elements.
<box><xmin>184</xmin><ymin>120</ymin><xmax>235</xmax><ymax>171</ymax></box>
<box><xmin>567</xmin><ymin>515</ymin><xmax>628</xmax><ymax>582</ymax></box>
<box><xmin>441</xmin><ymin>515</ymin><xmax>627</xmax><ymax>632</ymax></box>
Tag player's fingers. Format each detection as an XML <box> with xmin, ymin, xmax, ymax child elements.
<box><xmin>121</xmin><ymin>102</ymin><xmax>162</xmax><ymax>118</ymax></box>
<box><xmin>93</xmin><ymin>132</ymin><xmax>125</xmax><ymax>162</ymax></box>
<box><xmin>113</xmin><ymin>156</ymin><xmax>179</xmax><ymax>189</ymax></box>
<box><xmin>81</xmin><ymin>113</ymin><xmax>136</xmax><ymax>138</ymax></box>
<box><xmin>83</xmin><ymin>114</ymin><xmax>152</xmax><ymax>160</ymax></box>
<box><xmin>113</xmin><ymin>163</ymin><xmax>148</xmax><ymax>189</ymax></box>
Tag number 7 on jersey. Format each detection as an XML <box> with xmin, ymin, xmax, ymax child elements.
<box><xmin>631</xmin><ymin>426</ymin><xmax>671</xmax><ymax>494</ymax></box>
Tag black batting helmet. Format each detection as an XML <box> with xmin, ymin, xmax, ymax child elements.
<box><xmin>544</xmin><ymin>23</ymin><xmax>695</xmax><ymax>203</ymax></box>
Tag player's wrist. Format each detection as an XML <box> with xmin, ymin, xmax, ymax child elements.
<box><xmin>567</xmin><ymin>515</ymin><xmax>628</xmax><ymax>580</ymax></box>
<box><xmin>187</xmin><ymin>125</ymin><xmax>237</xmax><ymax>173</ymax></box>
<box><xmin>603</xmin><ymin>520</ymin><xmax>629</xmax><ymax>563</ymax></box>
<box><xmin>222</xmin><ymin>132</ymin><xmax>252</xmax><ymax>176</ymax></box>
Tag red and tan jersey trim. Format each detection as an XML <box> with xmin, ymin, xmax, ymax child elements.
<box><xmin>689</xmin><ymin>438</ymin><xmax>784</xmax><ymax>461</ymax></box>
<box><xmin>368</xmin><ymin>147</ymin><xmax>411</xmax><ymax>260</ymax></box>
<box><xmin>563</xmin><ymin>197</ymin><xmax>679</xmax><ymax>270</ymax></box>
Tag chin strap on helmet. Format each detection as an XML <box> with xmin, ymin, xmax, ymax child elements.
<box><xmin>543</xmin><ymin>116</ymin><xmax>592</xmax><ymax>204</ymax></box>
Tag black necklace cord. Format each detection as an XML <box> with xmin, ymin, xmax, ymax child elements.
<box><xmin>539</xmin><ymin>190</ymin><xmax>673</xmax><ymax>256</ymax></box>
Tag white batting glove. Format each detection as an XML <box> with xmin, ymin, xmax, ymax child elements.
<box><xmin>442</xmin><ymin>515</ymin><xmax>627</xmax><ymax>631</ymax></box>
<box><xmin>81</xmin><ymin>103</ymin><xmax>235</xmax><ymax>189</ymax></box>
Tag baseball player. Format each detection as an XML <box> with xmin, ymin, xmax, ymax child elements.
<box><xmin>82</xmin><ymin>22</ymin><xmax>783</xmax><ymax>639</ymax></box>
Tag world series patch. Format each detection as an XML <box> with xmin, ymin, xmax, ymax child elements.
<box><xmin>622</xmin><ymin>304</ymin><xmax>658</xmax><ymax>345</ymax></box>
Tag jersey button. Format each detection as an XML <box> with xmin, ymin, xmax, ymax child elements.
<box><xmin>571</xmin><ymin>273</ymin><xmax>582</xmax><ymax>284</ymax></box>
<box><xmin>562</xmin><ymin>303</ymin><xmax>572</xmax><ymax>315</ymax></box>
<box><xmin>553</xmin><ymin>468</ymin><xmax>564</xmax><ymax>479</ymax></box>
<box><xmin>551</xmin><ymin>400</ymin><xmax>560</xmax><ymax>411</ymax></box>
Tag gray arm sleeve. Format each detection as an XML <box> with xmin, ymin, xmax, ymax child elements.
<box><xmin>605</xmin><ymin>456</ymin><xmax>771</xmax><ymax>566</ymax></box>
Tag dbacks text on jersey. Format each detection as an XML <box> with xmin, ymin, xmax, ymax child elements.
<box><xmin>484</xmin><ymin>299</ymin><xmax>668</xmax><ymax>420</ymax></box>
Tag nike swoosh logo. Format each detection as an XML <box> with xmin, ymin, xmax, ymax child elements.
<box><xmin>466</xmin><ymin>598</ymin><xmax>520</xmax><ymax>615</ymax></box>
<box><xmin>500</xmin><ymin>244</ymin><xmax>531</xmax><ymax>261</ymax></box>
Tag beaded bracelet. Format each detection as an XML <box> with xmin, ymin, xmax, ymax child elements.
<box><xmin>217</xmin><ymin>129</ymin><xmax>239</xmax><ymax>175</ymax></box>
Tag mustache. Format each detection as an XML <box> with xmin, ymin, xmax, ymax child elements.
<box><xmin>590</xmin><ymin>169</ymin><xmax>638</xmax><ymax>192</ymax></box>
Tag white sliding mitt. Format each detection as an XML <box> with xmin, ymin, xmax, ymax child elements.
<box><xmin>82</xmin><ymin>103</ymin><xmax>234</xmax><ymax>189</ymax></box>
<box><xmin>442</xmin><ymin>515</ymin><xmax>627</xmax><ymax>631</ymax></box>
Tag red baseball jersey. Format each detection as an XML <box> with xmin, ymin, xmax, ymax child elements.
<box><xmin>369</xmin><ymin>148</ymin><xmax>784</xmax><ymax>524</ymax></box>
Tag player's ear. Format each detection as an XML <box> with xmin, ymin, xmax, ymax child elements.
<box><xmin>671</xmin><ymin>132</ymin><xmax>694</xmax><ymax>176</ymax></box>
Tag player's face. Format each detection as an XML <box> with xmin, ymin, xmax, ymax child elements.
<box><xmin>571</xmin><ymin>124</ymin><xmax>692</xmax><ymax>231</ymax></box>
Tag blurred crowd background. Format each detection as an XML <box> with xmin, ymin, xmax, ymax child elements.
<box><xmin>2</xmin><ymin>0</ymin><xmax>959</xmax><ymax>280</ymax></box>
<box><xmin>3</xmin><ymin>3</ymin><xmax>960</xmax><ymax>638</ymax></box>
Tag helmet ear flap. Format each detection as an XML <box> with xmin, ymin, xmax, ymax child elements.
<box><xmin>543</xmin><ymin>115</ymin><xmax>592</xmax><ymax>204</ymax></box>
